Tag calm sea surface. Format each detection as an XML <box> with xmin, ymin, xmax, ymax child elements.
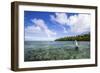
<box><xmin>24</xmin><ymin>41</ymin><xmax>90</xmax><ymax>50</ymax></box>
<box><xmin>24</xmin><ymin>41</ymin><xmax>90</xmax><ymax>61</ymax></box>
<box><xmin>24</xmin><ymin>41</ymin><xmax>90</xmax><ymax>51</ymax></box>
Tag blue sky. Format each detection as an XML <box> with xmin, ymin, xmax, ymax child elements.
<box><xmin>24</xmin><ymin>11</ymin><xmax>90</xmax><ymax>41</ymax></box>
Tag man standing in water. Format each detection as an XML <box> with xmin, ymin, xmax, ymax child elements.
<box><xmin>75</xmin><ymin>40</ymin><xmax>79</xmax><ymax>51</ymax></box>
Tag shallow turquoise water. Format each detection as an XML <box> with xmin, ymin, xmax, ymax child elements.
<box><xmin>24</xmin><ymin>41</ymin><xmax>90</xmax><ymax>61</ymax></box>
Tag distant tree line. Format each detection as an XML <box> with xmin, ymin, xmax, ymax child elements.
<box><xmin>55</xmin><ymin>33</ymin><xmax>90</xmax><ymax>41</ymax></box>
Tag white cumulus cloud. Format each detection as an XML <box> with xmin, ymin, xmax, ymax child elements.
<box><xmin>50</xmin><ymin>13</ymin><xmax>90</xmax><ymax>35</ymax></box>
<box><xmin>32</xmin><ymin>19</ymin><xmax>56</xmax><ymax>37</ymax></box>
<box><xmin>25</xmin><ymin>18</ymin><xmax>56</xmax><ymax>41</ymax></box>
<box><xmin>50</xmin><ymin>13</ymin><xmax>68</xmax><ymax>25</ymax></box>
<box><xmin>69</xmin><ymin>14</ymin><xmax>90</xmax><ymax>34</ymax></box>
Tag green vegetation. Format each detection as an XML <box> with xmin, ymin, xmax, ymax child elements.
<box><xmin>55</xmin><ymin>33</ymin><xmax>90</xmax><ymax>41</ymax></box>
<box><xmin>24</xmin><ymin>47</ymin><xmax>90</xmax><ymax>61</ymax></box>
